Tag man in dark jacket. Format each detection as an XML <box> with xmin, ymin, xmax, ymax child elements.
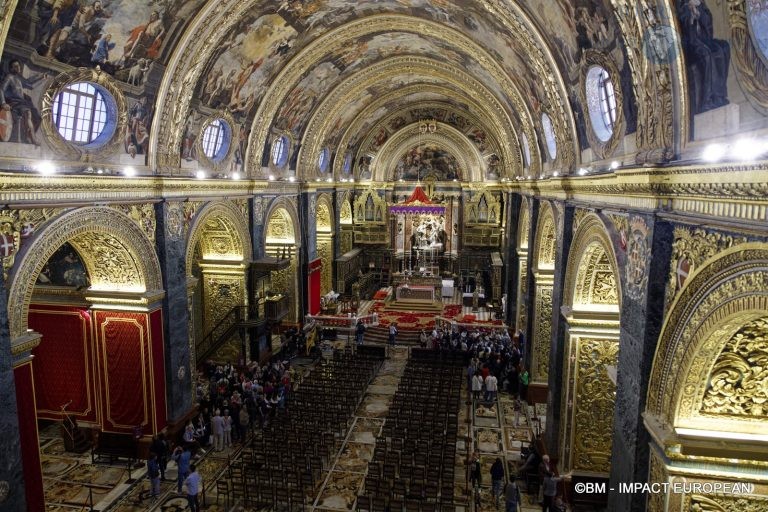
<box><xmin>491</xmin><ymin>457</ymin><xmax>505</xmax><ymax>504</ymax></box>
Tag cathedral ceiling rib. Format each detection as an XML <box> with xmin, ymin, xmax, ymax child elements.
<box><xmin>150</xmin><ymin>9</ymin><xmax>571</xmax><ymax>177</ymax></box>
<box><xmin>297</xmin><ymin>57</ymin><xmax>523</xmax><ymax>179</ymax></box>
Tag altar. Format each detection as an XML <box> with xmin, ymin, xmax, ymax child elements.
<box><xmin>396</xmin><ymin>284</ymin><xmax>436</xmax><ymax>303</ymax></box>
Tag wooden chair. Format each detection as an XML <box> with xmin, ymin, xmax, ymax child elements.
<box><xmin>215</xmin><ymin>480</ymin><xmax>231</xmax><ymax>508</ymax></box>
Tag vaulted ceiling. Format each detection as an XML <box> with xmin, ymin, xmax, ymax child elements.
<box><xmin>3</xmin><ymin>0</ymin><xmax>694</xmax><ymax>180</ymax></box>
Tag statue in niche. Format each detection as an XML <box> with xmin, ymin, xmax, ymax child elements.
<box><xmin>677</xmin><ymin>0</ymin><xmax>730</xmax><ymax>114</ymax></box>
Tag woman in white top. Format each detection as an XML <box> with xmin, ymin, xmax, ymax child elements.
<box><xmin>472</xmin><ymin>374</ymin><xmax>483</xmax><ymax>401</ymax></box>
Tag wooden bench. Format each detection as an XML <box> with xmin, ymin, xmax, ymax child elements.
<box><xmin>91</xmin><ymin>431</ymin><xmax>137</xmax><ymax>465</ymax></box>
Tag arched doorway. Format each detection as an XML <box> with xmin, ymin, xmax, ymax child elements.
<box><xmin>185</xmin><ymin>201</ymin><xmax>252</xmax><ymax>364</ymax></box>
<box><xmin>264</xmin><ymin>200</ymin><xmax>301</xmax><ymax>323</ymax></box>
<box><xmin>531</xmin><ymin>202</ymin><xmax>556</xmax><ymax>387</ymax></box>
<box><xmin>644</xmin><ymin>244</ymin><xmax>768</xmax><ymax>511</ymax></box>
<box><xmin>316</xmin><ymin>195</ymin><xmax>335</xmax><ymax>295</ymax></box>
<box><xmin>7</xmin><ymin>206</ymin><xmax>164</xmax><ymax>509</ymax></box>
<box><xmin>559</xmin><ymin>214</ymin><xmax>621</xmax><ymax>475</ymax></box>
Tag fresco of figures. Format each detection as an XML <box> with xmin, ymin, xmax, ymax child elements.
<box><xmin>749</xmin><ymin>0</ymin><xmax>768</xmax><ymax>60</ymax></box>
<box><xmin>393</xmin><ymin>144</ymin><xmax>461</xmax><ymax>182</ymax></box>
<box><xmin>21</xmin><ymin>0</ymin><xmax>206</xmax><ymax>83</ymax></box>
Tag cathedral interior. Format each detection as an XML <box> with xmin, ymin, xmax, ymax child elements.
<box><xmin>0</xmin><ymin>0</ymin><xmax>767</xmax><ymax>511</ymax></box>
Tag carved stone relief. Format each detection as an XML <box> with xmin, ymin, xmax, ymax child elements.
<box><xmin>532</xmin><ymin>284</ymin><xmax>552</xmax><ymax>383</ymax></box>
<box><xmin>111</xmin><ymin>204</ymin><xmax>156</xmax><ymax>243</ymax></box>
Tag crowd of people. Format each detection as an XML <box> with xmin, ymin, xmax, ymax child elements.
<box><xmin>144</xmin><ymin>359</ymin><xmax>294</xmax><ymax>504</ymax></box>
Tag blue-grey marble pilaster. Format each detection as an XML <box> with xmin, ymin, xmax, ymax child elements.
<box><xmin>305</xmin><ymin>191</ymin><xmax>317</xmax><ymax>261</ymax></box>
<box><xmin>155</xmin><ymin>202</ymin><xmax>193</xmax><ymax>423</ymax></box>
<box><xmin>251</xmin><ymin>196</ymin><xmax>265</xmax><ymax>260</ymax></box>
<box><xmin>523</xmin><ymin>200</ymin><xmax>540</xmax><ymax>369</ymax></box>
<box><xmin>608</xmin><ymin>216</ymin><xmax>673</xmax><ymax>512</ymax></box>
<box><xmin>545</xmin><ymin>203</ymin><xmax>574</xmax><ymax>455</ymax></box>
<box><xmin>0</xmin><ymin>271</ymin><xmax>26</xmax><ymax>511</ymax></box>
<box><xmin>504</xmin><ymin>193</ymin><xmax>522</xmax><ymax>326</ymax></box>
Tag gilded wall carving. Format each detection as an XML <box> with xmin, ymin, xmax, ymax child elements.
<box><xmin>69</xmin><ymin>232</ymin><xmax>142</xmax><ymax>290</ymax></box>
<box><xmin>664</xmin><ymin>227</ymin><xmax>749</xmax><ymax>311</ymax></box>
<box><xmin>573</xmin><ymin>245</ymin><xmax>619</xmax><ymax>306</ymax></box>
<box><xmin>341</xmin><ymin>230</ymin><xmax>353</xmax><ymax>254</ymax></box>
<box><xmin>253</xmin><ymin>199</ymin><xmax>264</xmax><ymax>225</ymax></box>
<box><xmin>572</xmin><ymin>337</ymin><xmax>619</xmax><ymax>474</ymax></box>
<box><xmin>518</xmin><ymin>200</ymin><xmax>530</xmax><ymax>249</ymax></box>
<box><xmin>111</xmin><ymin>204</ymin><xmax>156</xmax><ymax>244</ymax></box>
<box><xmin>0</xmin><ymin>208</ymin><xmax>66</xmax><ymax>276</ymax></box>
<box><xmin>516</xmin><ymin>259</ymin><xmax>528</xmax><ymax>333</ymax></box>
<box><xmin>607</xmin><ymin>213</ymin><xmax>628</xmax><ymax>238</ymax></box>
<box><xmin>647</xmin><ymin>450</ymin><xmax>666</xmax><ymax>512</ymax></box>
<box><xmin>166</xmin><ymin>202</ymin><xmax>184</xmax><ymax>242</ymax></box>
<box><xmin>572</xmin><ymin>208</ymin><xmax>590</xmax><ymax>236</ymax></box>
<box><xmin>700</xmin><ymin>317</ymin><xmax>768</xmax><ymax>419</ymax></box>
<box><xmin>317</xmin><ymin>238</ymin><xmax>333</xmax><ymax>295</ymax></box>
<box><xmin>7</xmin><ymin>207</ymin><xmax>163</xmax><ymax>339</ymax></box>
<box><xmin>688</xmin><ymin>495</ymin><xmax>768</xmax><ymax>512</ymax></box>
<box><xmin>202</xmin><ymin>274</ymin><xmax>244</xmax><ymax>344</ymax></box>
<box><xmin>464</xmin><ymin>191</ymin><xmax>501</xmax><ymax>226</ymax></box>
<box><xmin>532</xmin><ymin>284</ymin><xmax>552</xmax><ymax>383</ymax></box>
<box><xmin>340</xmin><ymin>199</ymin><xmax>353</xmax><ymax>225</ymax></box>
<box><xmin>316</xmin><ymin>203</ymin><xmax>332</xmax><ymax>231</ymax></box>
<box><xmin>535</xmin><ymin>208</ymin><xmax>556</xmax><ymax>269</ymax></box>
<box><xmin>728</xmin><ymin>0</ymin><xmax>768</xmax><ymax>110</ymax></box>
<box><xmin>622</xmin><ymin>217</ymin><xmax>652</xmax><ymax>300</ymax></box>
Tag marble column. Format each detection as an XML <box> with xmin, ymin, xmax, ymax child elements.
<box><xmin>545</xmin><ymin>203</ymin><xmax>574</xmax><ymax>455</ymax></box>
<box><xmin>155</xmin><ymin>201</ymin><xmax>193</xmax><ymax>423</ymax></box>
<box><xmin>0</xmin><ymin>271</ymin><xmax>27</xmax><ymax>511</ymax></box>
<box><xmin>608</xmin><ymin>216</ymin><xmax>672</xmax><ymax>512</ymax></box>
<box><xmin>503</xmin><ymin>193</ymin><xmax>521</xmax><ymax>326</ymax></box>
<box><xmin>251</xmin><ymin>196</ymin><xmax>265</xmax><ymax>260</ymax></box>
<box><xmin>522</xmin><ymin>200</ymin><xmax>539</xmax><ymax>371</ymax></box>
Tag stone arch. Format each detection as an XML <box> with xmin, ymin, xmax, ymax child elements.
<box><xmin>529</xmin><ymin>201</ymin><xmax>557</xmax><ymax>384</ymax></box>
<box><xmin>264</xmin><ymin>197</ymin><xmax>302</xmax><ymax>322</ymax></box>
<box><xmin>559</xmin><ymin>213</ymin><xmax>621</xmax><ymax>476</ymax></box>
<box><xmin>644</xmin><ymin>244</ymin><xmax>768</xmax><ymax>511</ymax></box>
<box><xmin>7</xmin><ymin>207</ymin><xmax>163</xmax><ymax>341</ymax></box>
<box><xmin>185</xmin><ymin>201</ymin><xmax>253</xmax><ymax>275</ymax></box>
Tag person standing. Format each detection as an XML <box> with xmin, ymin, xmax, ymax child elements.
<box><xmin>472</xmin><ymin>373</ymin><xmax>483</xmax><ymax>402</ymax></box>
<box><xmin>541</xmin><ymin>470</ymin><xmax>562</xmax><ymax>512</ymax></box>
<box><xmin>388</xmin><ymin>322</ymin><xmax>398</xmax><ymax>346</ymax></box>
<box><xmin>505</xmin><ymin>476</ymin><xmax>521</xmax><ymax>512</ymax></box>
<box><xmin>184</xmin><ymin>463</ymin><xmax>202</xmax><ymax>512</ymax></box>
<box><xmin>146</xmin><ymin>452</ymin><xmax>161</xmax><ymax>499</ymax></box>
<box><xmin>211</xmin><ymin>409</ymin><xmax>224</xmax><ymax>451</ymax></box>
<box><xmin>485</xmin><ymin>373</ymin><xmax>498</xmax><ymax>404</ymax></box>
<box><xmin>222</xmin><ymin>409</ymin><xmax>232</xmax><ymax>449</ymax></box>
<box><xmin>149</xmin><ymin>433</ymin><xmax>169</xmax><ymax>480</ymax></box>
<box><xmin>490</xmin><ymin>457</ymin><xmax>505</xmax><ymax>505</ymax></box>
<box><xmin>469</xmin><ymin>452</ymin><xmax>482</xmax><ymax>506</ymax></box>
<box><xmin>355</xmin><ymin>319</ymin><xmax>366</xmax><ymax>346</ymax></box>
<box><xmin>519</xmin><ymin>365</ymin><xmax>530</xmax><ymax>403</ymax></box>
<box><xmin>172</xmin><ymin>445</ymin><xmax>191</xmax><ymax>494</ymax></box>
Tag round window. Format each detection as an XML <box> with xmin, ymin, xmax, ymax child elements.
<box><xmin>201</xmin><ymin>118</ymin><xmax>231</xmax><ymax>162</ymax></box>
<box><xmin>318</xmin><ymin>148</ymin><xmax>330</xmax><ymax>173</ymax></box>
<box><xmin>52</xmin><ymin>81</ymin><xmax>117</xmax><ymax>149</ymax></box>
<box><xmin>585</xmin><ymin>66</ymin><xmax>617</xmax><ymax>142</ymax></box>
<box><xmin>541</xmin><ymin>113</ymin><xmax>557</xmax><ymax>160</ymax></box>
<box><xmin>271</xmin><ymin>135</ymin><xmax>290</xmax><ymax>167</ymax></box>
<box><xmin>521</xmin><ymin>133</ymin><xmax>531</xmax><ymax>168</ymax></box>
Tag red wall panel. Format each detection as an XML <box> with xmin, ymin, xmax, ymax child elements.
<box><xmin>308</xmin><ymin>258</ymin><xmax>322</xmax><ymax>315</ymax></box>
<box><xmin>14</xmin><ymin>362</ymin><xmax>44</xmax><ymax>512</ymax></box>
<box><xmin>29</xmin><ymin>305</ymin><xmax>96</xmax><ymax>423</ymax></box>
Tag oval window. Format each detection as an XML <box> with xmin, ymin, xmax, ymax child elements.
<box><xmin>541</xmin><ymin>113</ymin><xmax>557</xmax><ymax>160</ymax></box>
<box><xmin>318</xmin><ymin>147</ymin><xmax>330</xmax><ymax>173</ymax></box>
<box><xmin>52</xmin><ymin>81</ymin><xmax>117</xmax><ymax>148</ymax></box>
<box><xmin>271</xmin><ymin>135</ymin><xmax>290</xmax><ymax>167</ymax></box>
<box><xmin>585</xmin><ymin>66</ymin><xmax>617</xmax><ymax>142</ymax></box>
<box><xmin>521</xmin><ymin>133</ymin><xmax>531</xmax><ymax>168</ymax></box>
<box><xmin>201</xmin><ymin>118</ymin><xmax>231</xmax><ymax>162</ymax></box>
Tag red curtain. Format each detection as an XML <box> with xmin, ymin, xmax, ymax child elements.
<box><xmin>29</xmin><ymin>305</ymin><xmax>95</xmax><ymax>423</ymax></box>
<box><xmin>308</xmin><ymin>258</ymin><xmax>322</xmax><ymax>315</ymax></box>
<box><xmin>95</xmin><ymin>311</ymin><xmax>148</xmax><ymax>432</ymax></box>
<box><xmin>14</xmin><ymin>363</ymin><xmax>44</xmax><ymax>512</ymax></box>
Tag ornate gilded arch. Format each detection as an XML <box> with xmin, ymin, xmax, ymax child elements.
<box><xmin>533</xmin><ymin>202</ymin><xmax>557</xmax><ymax>271</ymax></box>
<box><xmin>263</xmin><ymin>197</ymin><xmax>301</xmax><ymax>247</ymax></box>
<box><xmin>371</xmin><ymin>121</ymin><xmax>484</xmax><ymax>182</ymax></box>
<box><xmin>563</xmin><ymin>214</ymin><xmax>622</xmax><ymax>311</ymax></box>
<box><xmin>185</xmin><ymin>200</ymin><xmax>252</xmax><ymax>275</ymax></box>
<box><xmin>647</xmin><ymin>244</ymin><xmax>768</xmax><ymax>434</ymax></box>
<box><xmin>316</xmin><ymin>194</ymin><xmax>334</xmax><ymax>234</ymax></box>
<box><xmin>7</xmin><ymin>207</ymin><xmax>163</xmax><ymax>341</ymax></box>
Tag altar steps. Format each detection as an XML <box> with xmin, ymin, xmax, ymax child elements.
<box><xmin>363</xmin><ymin>325</ymin><xmax>422</xmax><ymax>345</ymax></box>
<box><xmin>382</xmin><ymin>299</ymin><xmax>443</xmax><ymax>313</ymax></box>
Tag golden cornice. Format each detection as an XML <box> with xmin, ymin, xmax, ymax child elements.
<box><xmin>245</xmin><ymin>14</ymin><xmax>546</xmax><ymax>176</ymax></box>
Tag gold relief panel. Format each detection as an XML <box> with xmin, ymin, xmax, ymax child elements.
<box><xmin>572</xmin><ymin>208</ymin><xmax>591</xmax><ymax>236</ymax></box>
<box><xmin>0</xmin><ymin>207</ymin><xmax>66</xmax><ymax>277</ymax></box>
<box><xmin>687</xmin><ymin>494</ymin><xmax>768</xmax><ymax>512</ymax></box>
<box><xmin>111</xmin><ymin>204</ymin><xmax>156</xmax><ymax>244</ymax></box>
<box><xmin>68</xmin><ymin>231</ymin><xmax>143</xmax><ymax>290</ymax></box>
<box><xmin>534</xmin><ymin>206</ymin><xmax>556</xmax><ymax>269</ymax></box>
<box><xmin>573</xmin><ymin>244</ymin><xmax>619</xmax><ymax>307</ymax></box>
<box><xmin>647</xmin><ymin>449</ymin><xmax>667</xmax><ymax>512</ymax></box>
<box><xmin>317</xmin><ymin>238</ymin><xmax>333</xmax><ymax>295</ymax></box>
<box><xmin>340</xmin><ymin>199</ymin><xmax>353</xmax><ymax>225</ymax></box>
<box><xmin>464</xmin><ymin>191</ymin><xmax>501</xmax><ymax>226</ymax></box>
<box><xmin>572</xmin><ymin>337</ymin><xmax>619</xmax><ymax>474</ymax></box>
<box><xmin>664</xmin><ymin>227</ymin><xmax>748</xmax><ymax>312</ymax></box>
<box><xmin>354</xmin><ymin>190</ymin><xmax>386</xmax><ymax>225</ymax></box>
<box><xmin>341</xmin><ymin>230</ymin><xmax>353</xmax><ymax>254</ymax></box>
<box><xmin>532</xmin><ymin>284</ymin><xmax>553</xmax><ymax>383</ymax></box>
<box><xmin>316</xmin><ymin>202</ymin><xmax>332</xmax><ymax>232</ymax></box>
<box><xmin>202</xmin><ymin>274</ymin><xmax>243</xmax><ymax>338</ymax></box>
<box><xmin>700</xmin><ymin>317</ymin><xmax>768</xmax><ymax>419</ymax></box>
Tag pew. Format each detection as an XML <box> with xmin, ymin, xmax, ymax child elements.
<box><xmin>91</xmin><ymin>431</ymin><xmax>137</xmax><ymax>465</ymax></box>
